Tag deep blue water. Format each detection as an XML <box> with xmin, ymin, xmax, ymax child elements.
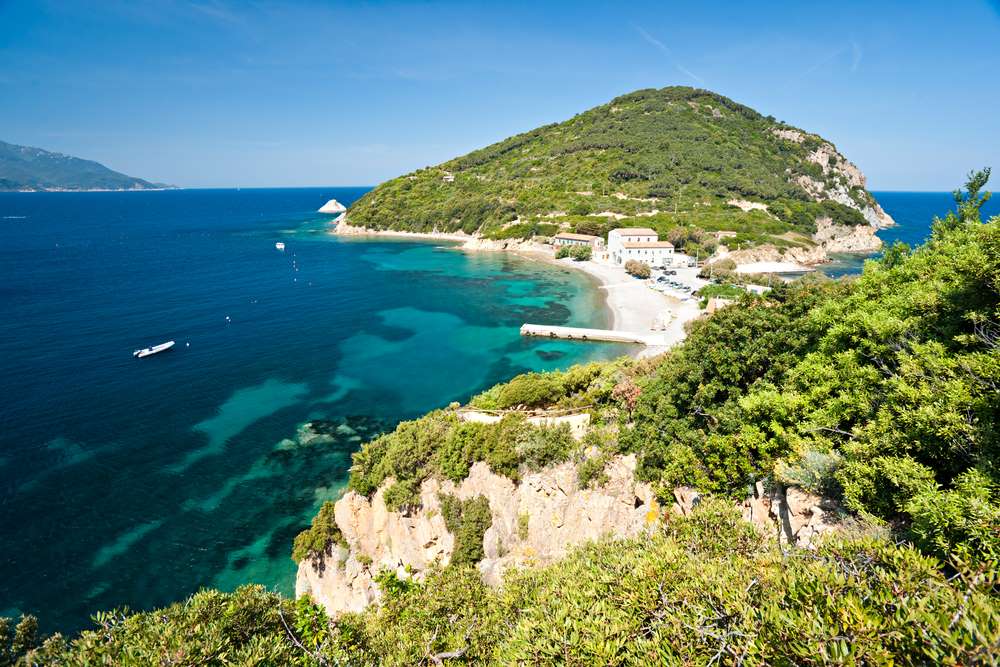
<box><xmin>0</xmin><ymin>188</ymin><xmax>632</xmax><ymax>632</ymax></box>
<box><xmin>819</xmin><ymin>191</ymin><xmax>1000</xmax><ymax>277</ymax></box>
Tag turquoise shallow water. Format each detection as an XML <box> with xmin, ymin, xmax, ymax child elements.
<box><xmin>0</xmin><ymin>188</ymin><xmax>631</xmax><ymax>632</ymax></box>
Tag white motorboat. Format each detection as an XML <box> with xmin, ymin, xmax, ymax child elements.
<box><xmin>133</xmin><ymin>340</ymin><xmax>175</xmax><ymax>358</ymax></box>
<box><xmin>275</xmin><ymin>242</ymin><xmax>286</xmax><ymax>250</ymax></box>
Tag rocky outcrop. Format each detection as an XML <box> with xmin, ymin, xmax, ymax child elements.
<box><xmin>812</xmin><ymin>217</ymin><xmax>883</xmax><ymax>254</ymax></box>
<box><xmin>770</xmin><ymin>128</ymin><xmax>895</xmax><ymax>230</ymax></box>
<box><xmin>296</xmin><ymin>455</ymin><xmax>659</xmax><ymax>617</ymax></box>
<box><xmin>296</xmin><ymin>454</ymin><xmax>844</xmax><ymax>617</ymax></box>
<box><xmin>801</xmin><ymin>143</ymin><xmax>894</xmax><ymax>229</ymax></box>
<box><xmin>711</xmin><ymin>243</ymin><xmax>828</xmax><ymax>267</ymax></box>
<box><xmin>742</xmin><ymin>481</ymin><xmax>841</xmax><ymax>548</ymax></box>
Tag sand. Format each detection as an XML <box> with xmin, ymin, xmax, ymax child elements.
<box><xmin>563</xmin><ymin>260</ymin><xmax>701</xmax><ymax>358</ymax></box>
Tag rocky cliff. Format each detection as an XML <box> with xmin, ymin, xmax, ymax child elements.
<box><xmin>296</xmin><ymin>455</ymin><xmax>841</xmax><ymax>617</ymax></box>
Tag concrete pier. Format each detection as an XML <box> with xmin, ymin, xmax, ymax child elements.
<box><xmin>520</xmin><ymin>323</ymin><xmax>667</xmax><ymax>346</ymax></box>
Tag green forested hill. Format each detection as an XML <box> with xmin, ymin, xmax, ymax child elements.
<box><xmin>0</xmin><ymin>140</ymin><xmax>169</xmax><ymax>191</ymax></box>
<box><xmin>347</xmin><ymin>87</ymin><xmax>885</xmax><ymax>250</ymax></box>
<box><xmin>9</xmin><ymin>175</ymin><xmax>997</xmax><ymax>665</ymax></box>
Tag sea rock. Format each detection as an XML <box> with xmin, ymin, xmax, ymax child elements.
<box><xmin>318</xmin><ymin>199</ymin><xmax>347</xmax><ymax>214</ymax></box>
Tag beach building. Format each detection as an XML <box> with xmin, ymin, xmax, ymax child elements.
<box><xmin>667</xmin><ymin>251</ymin><xmax>697</xmax><ymax>268</ymax></box>
<box><xmin>618</xmin><ymin>241</ymin><xmax>676</xmax><ymax>267</ymax></box>
<box><xmin>552</xmin><ymin>232</ymin><xmax>604</xmax><ymax>250</ymax></box>
<box><xmin>608</xmin><ymin>227</ymin><xmax>675</xmax><ymax>266</ymax></box>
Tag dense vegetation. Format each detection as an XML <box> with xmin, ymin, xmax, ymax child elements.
<box><xmin>13</xmin><ymin>504</ymin><xmax>996</xmax><ymax>665</ymax></box>
<box><xmin>0</xmin><ymin>139</ymin><xmax>167</xmax><ymax>191</ymax></box>
<box><xmin>554</xmin><ymin>244</ymin><xmax>591</xmax><ymax>260</ymax></box>
<box><xmin>346</xmin><ymin>87</ymin><xmax>880</xmax><ymax>252</ymax></box>
<box><xmin>9</xmin><ymin>173</ymin><xmax>998</xmax><ymax>664</ymax></box>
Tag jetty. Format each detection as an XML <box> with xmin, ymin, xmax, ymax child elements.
<box><xmin>520</xmin><ymin>323</ymin><xmax>667</xmax><ymax>346</ymax></box>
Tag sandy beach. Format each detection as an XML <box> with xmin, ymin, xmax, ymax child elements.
<box><xmin>566</xmin><ymin>260</ymin><xmax>701</xmax><ymax>358</ymax></box>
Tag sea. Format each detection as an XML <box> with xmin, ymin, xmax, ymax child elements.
<box><xmin>0</xmin><ymin>188</ymin><xmax>994</xmax><ymax>633</ymax></box>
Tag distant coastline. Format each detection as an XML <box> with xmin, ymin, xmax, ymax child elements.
<box><xmin>3</xmin><ymin>186</ymin><xmax>178</xmax><ymax>193</ymax></box>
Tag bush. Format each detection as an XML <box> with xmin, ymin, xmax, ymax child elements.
<box><xmin>905</xmin><ymin>468</ymin><xmax>1000</xmax><ymax>565</ymax></box>
<box><xmin>774</xmin><ymin>449</ymin><xmax>842</xmax><ymax>495</ymax></box>
<box><xmin>555</xmin><ymin>244</ymin><xmax>592</xmax><ymax>261</ymax></box>
<box><xmin>577</xmin><ymin>453</ymin><xmax>610</xmax><ymax>488</ymax></box>
<box><xmin>497</xmin><ymin>372</ymin><xmax>565</xmax><ymax>408</ymax></box>
<box><xmin>383</xmin><ymin>478</ymin><xmax>421</xmax><ymax>513</ymax></box>
<box><xmin>439</xmin><ymin>494</ymin><xmax>493</xmax><ymax>566</ymax></box>
<box><xmin>836</xmin><ymin>456</ymin><xmax>937</xmax><ymax>520</ymax></box>
<box><xmin>292</xmin><ymin>500</ymin><xmax>347</xmax><ymax>563</ymax></box>
<box><xmin>624</xmin><ymin>259</ymin><xmax>651</xmax><ymax>278</ymax></box>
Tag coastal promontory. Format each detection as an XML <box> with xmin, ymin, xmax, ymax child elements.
<box><xmin>0</xmin><ymin>140</ymin><xmax>170</xmax><ymax>192</ymax></box>
<box><xmin>341</xmin><ymin>86</ymin><xmax>892</xmax><ymax>262</ymax></box>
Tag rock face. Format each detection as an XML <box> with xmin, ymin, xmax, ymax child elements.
<box><xmin>741</xmin><ymin>481</ymin><xmax>841</xmax><ymax>548</ymax></box>
<box><xmin>712</xmin><ymin>243</ymin><xmax>829</xmax><ymax>267</ymax></box>
<box><xmin>812</xmin><ymin>217</ymin><xmax>883</xmax><ymax>254</ymax></box>
<box><xmin>296</xmin><ymin>455</ymin><xmax>659</xmax><ymax>617</ymax></box>
<box><xmin>296</xmin><ymin>455</ymin><xmax>844</xmax><ymax>617</ymax></box>
<box><xmin>799</xmin><ymin>141</ymin><xmax>895</xmax><ymax>229</ymax></box>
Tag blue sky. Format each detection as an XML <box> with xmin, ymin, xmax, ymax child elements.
<box><xmin>2</xmin><ymin>0</ymin><xmax>998</xmax><ymax>189</ymax></box>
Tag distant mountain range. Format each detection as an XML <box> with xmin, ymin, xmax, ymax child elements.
<box><xmin>0</xmin><ymin>140</ymin><xmax>172</xmax><ymax>191</ymax></box>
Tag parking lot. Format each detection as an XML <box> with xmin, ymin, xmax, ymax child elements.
<box><xmin>648</xmin><ymin>266</ymin><xmax>709</xmax><ymax>300</ymax></box>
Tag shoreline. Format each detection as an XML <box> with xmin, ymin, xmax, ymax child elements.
<box><xmin>331</xmin><ymin>220</ymin><xmax>698</xmax><ymax>359</ymax></box>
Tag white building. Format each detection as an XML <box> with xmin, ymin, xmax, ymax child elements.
<box><xmin>608</xmin><ymin>227</ymin><xmax>675</xmax><ymax>267</ymax></box>
<box><xmin>618</xmin><ymin>241</ymin><xmax>676</xmax><ymax>267</ymax></box>
<box><xmin>608</xmin><ymin>227</ymin><xmax>657</xmax><ymax>254</ymax></box>
<box><xmin>552</xmin><ymin>232</ymin><xmax>604</xmax><ymax>249</ymax></box>
<box><xmin>666</xmin><ymin>251</ymin><xmax>696</xmax><ymax>268</ymax></box>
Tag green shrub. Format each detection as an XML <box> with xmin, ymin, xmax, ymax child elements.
<box><xmin>30</xmin><ymin>586</ymin><xmax>305</xmax><ymax>664</ymax></box>
<box><xmin>514</xmin><ymin>423</ymin><xmax>576</xmax><ymax>471</ymax></box>
<box><xmin>497</xmin><ymin>372</ymin><xmax>565</xmax><ymax>408</ymax></box>
<box><xmin>292</xmin><ymin>500</ymin><xmax>347</xmax><ymax>563</ymax></box>
<box><xmin>556</xmin><ymin>244</ymin><xmax>592</xmax><ymax>260</ymax></box>
<box><xmin>439</xmin><ymin>494</ymin><xmax>493</xmax><ymax>566</ymax></box>
<box><xmin>905</xmin><ymin>468</ymin><xmax>1000</xmax><ymax>564</ymax></box>
<box><xmin>837</xmin><ymin>456</ymin><xmax>937</xmax><ymax>520</ymax></box>
<box><xmin>577</xmin><ymin>453</ymin><xmax>610</xmax><ymax>488</ymax></box>
<box><xmin>774</xmin><ymin>449</ymin><xmax>843</xmax><ymax>495</ymax></box>
<box><xmin>383</xmin><ymin>478</ymin><xmax>421</xmax><ymax>513</ymax></box>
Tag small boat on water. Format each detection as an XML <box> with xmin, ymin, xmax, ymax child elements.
<box><xmin>133</xmin><ymin>340</ymin><xmax>175</xmax><ymax>358</ymax></box>
<box><xmin>275</xmin><ymin>242</ymin><xmax>286</xmax><ymax>250</ymax></box>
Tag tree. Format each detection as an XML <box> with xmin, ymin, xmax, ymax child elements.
<box><xmin>933</xmin><ymin>167</ymin><xmax>992</xmax><ymax>234</ymax></box>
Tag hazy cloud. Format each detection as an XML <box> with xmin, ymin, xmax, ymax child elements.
<box><xmin>850</xmin><ymin>40</ymin><xmax>863</xmax><ymax>72</ymax></box>
<box><xmin>632</xmin><ymin>23</ymin><xmax>704</xmax><ymax>86</ymax></box>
